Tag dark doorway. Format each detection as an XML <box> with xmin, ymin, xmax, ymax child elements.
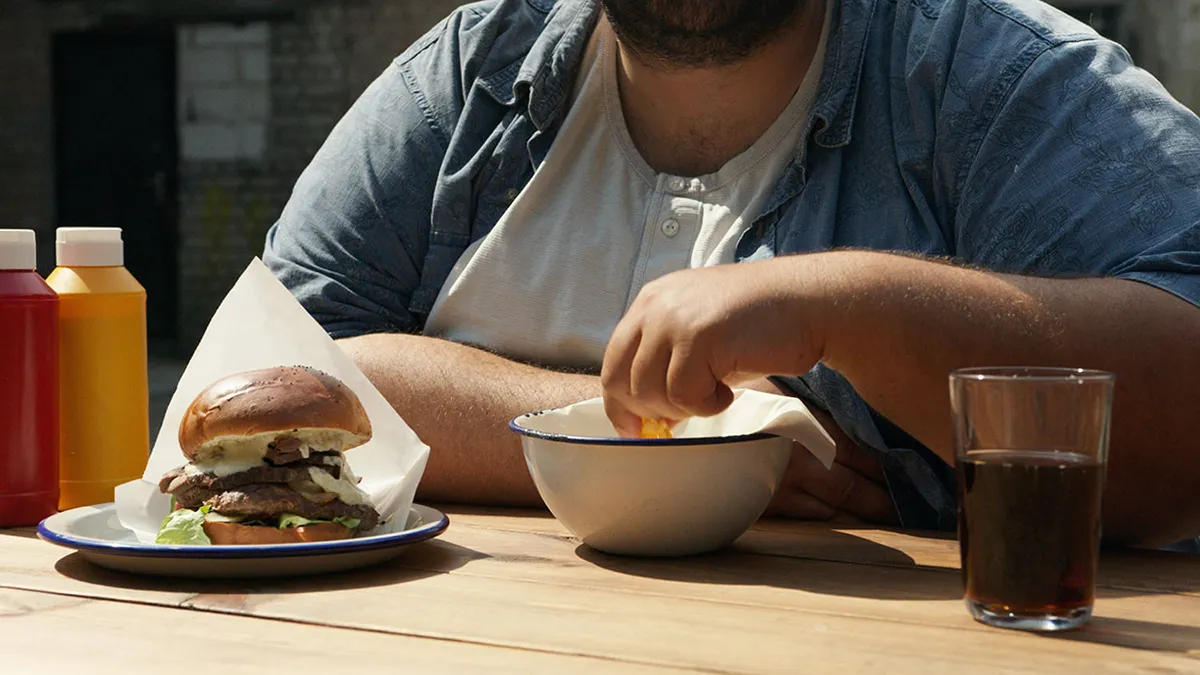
<box><xmin>53</xmin><ymin>31</ymin><xmax>179</xmax><ymax>351</ymax></box>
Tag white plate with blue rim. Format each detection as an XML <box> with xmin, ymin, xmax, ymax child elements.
<box><xmin>37</xmin><ymin>502</ymin><xmax>448</xmax><ymax>578</ymax></box>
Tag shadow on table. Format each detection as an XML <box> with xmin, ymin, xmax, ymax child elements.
<box><xmin>52</xmin><ymin>538</ymin><xmax>486</xmax><ymax>595</ymax></box>
<box><xmin>0</xmin><ymin>529</ymin><xmax>38</xmax><ymax>540</ymax></box>
<box><xmin>1047</xmin><ymin>614</ymin><xmax>1200</xmax><ymax>655</ymax></box>
<box><xmin>1094</xmin><ymin>547</ymin><xmax>1200</xmax><ymax>597</ymax></box>
<box><xmin>574</xmin><ymin>529</ymin><xmax>963</xmax><ymax>601</ymax></box>
<box><xmin>430</xmin><ymin>504</ymin><xmax>553</xmax><ymax>520</ymax></box>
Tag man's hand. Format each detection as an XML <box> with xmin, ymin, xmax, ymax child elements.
<box><xmin>765</xmin><ymin>409</ymin><xmax>899</xmax><ymax>525</ymax></box>
<box><xmin>737</xmin><ymin>378</ymin><xmax>898</xmax><ymax>525</ymax></box>
<box><xmin>601</xmin><ymin>249</ymin><xmax>1200</xmax><ymax>546</ymax></box>
<box><xmin>600</xmin><ymin>260</ymin><xmax>832</xmax><ymax>436</ymax></box>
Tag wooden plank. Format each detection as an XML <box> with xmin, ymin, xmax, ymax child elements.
<box><xmin>4</xmin><ymin>523</ymin><xmax>1198</xmax><ymax>673</ymax></box>
<box><xmin>441</xmin><ymin>508</ymin><xmax>1200</xmax><ymax>596</ymax></box>
<box><xmin>0</xmin><ymin>586</ymin><xmax>683</xmax><ymax>674</ymax></box>
<box><xmin>0</xmin><ymin>531</ymin><xmax>196</xmax><ymax>607</ymax></box>
<box><xmin>183</xmin><ymin>562</ymin><xmax>1199</xmax><ymax>674</ymax></box>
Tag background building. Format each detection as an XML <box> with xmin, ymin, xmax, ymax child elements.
<box><xmin>2</xmin><ymin>0</ymin><xmax>1198</xmax><ymax>356</ymax></box>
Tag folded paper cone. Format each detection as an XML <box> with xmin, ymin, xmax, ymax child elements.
<box><xmin>115</xmin><ymin>258</ymin><xmax>430</xmax><ymax>543</ymax></box>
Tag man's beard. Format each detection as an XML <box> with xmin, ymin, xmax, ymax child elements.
<box><xmin>601</xmin><ymin>0</ymin><xmax>808</xmax><ymax>69</ymax></box>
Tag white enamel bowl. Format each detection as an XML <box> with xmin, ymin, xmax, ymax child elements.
<box><xmin>510</xmin><ymin>410</ymin><xmax>792</xmax><ymax>557</ymax></box>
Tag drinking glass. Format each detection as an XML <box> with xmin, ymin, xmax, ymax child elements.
<box><xmin>950</xmin><ymin>367</ymin><xmax>1115</xmax><ymax>631</ymax></box>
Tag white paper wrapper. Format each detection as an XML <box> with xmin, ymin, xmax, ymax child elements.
<box><xmin>527</xmin><ymin>389</ymin><xmax>838</xmax><ymax>468</ymax></box>
<box><xmin>115</xmin><ymin>258</ymin><xmax>430</xmax><ymax>543</ymax></box>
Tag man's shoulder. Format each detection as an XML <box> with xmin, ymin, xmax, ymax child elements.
<box><xmin>880</xmin><ymin>0</ymin><xmax>1116</xmax><ymax>90</ymax></box>
<box><xmin>890</xmin><ymin>0</ymin><xmax>1103</xmax><ymax>49</ymax></box>
<box><xmin>872</xmin><ymin>0</ymin><xmax>1131</xmax><ymax>143</ymax></box>
<box><xmin>392</xmin><ymin>0</ymin><xmax>562</xmax><ymax>87</ymax></box>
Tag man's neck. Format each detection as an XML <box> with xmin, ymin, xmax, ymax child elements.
<box><xmin>613</xmin><ymin>1</ymin><xmax>826</xmax><ymax>178</ymax></box>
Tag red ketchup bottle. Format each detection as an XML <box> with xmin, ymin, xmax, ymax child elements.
<box><xmin>0</xmin><ymin>229</ymin><xmax>59</xmax><ymax>526</ymax></box>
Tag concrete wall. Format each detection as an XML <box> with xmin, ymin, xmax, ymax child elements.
<box><xmin>1124</xmin><ymin>0</ymin><xmax>1200</xmax><ymax>112</ymax></box>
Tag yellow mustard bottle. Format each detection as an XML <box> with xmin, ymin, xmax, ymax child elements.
<box><xmin>46</xmin><ymin>228</ymin><xmax>149</xmax><ymax>509</ymax></box>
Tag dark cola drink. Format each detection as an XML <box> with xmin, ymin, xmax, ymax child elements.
<box><xmin>957</xmin><ymin>450</ymin><xmax>1105</xmax><ymax>629</ymax></box>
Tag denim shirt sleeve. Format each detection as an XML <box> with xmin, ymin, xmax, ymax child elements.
<box><xmin>955</xmin><ymin>37</ymin><xmax>1200</xmax><ymax>300</ymax></box>
<box><xmin>262</xmin><ymin>58</ymin><xmax>444</xmax><ymax>339</ymax></box>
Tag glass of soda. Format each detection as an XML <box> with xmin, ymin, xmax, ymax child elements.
<box><xmin>950</xmin><ymin>367</ymin><xmax>1115</xmax><ymax>632</ymax></box>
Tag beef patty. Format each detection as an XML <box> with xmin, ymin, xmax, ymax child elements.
<box><xmin>265</xmin><ymin>437</ymin><xmax>336</xmax><ymax>465</ymax></box>
<box><xmin>204</xmin><ymin>484</ymin><xmax>379</xmax><ymax>531</ymax></box>
<box><xmin>160</xmin><ymin>464</ymin><xmax>337</xmax><ymax>509</ymax></box>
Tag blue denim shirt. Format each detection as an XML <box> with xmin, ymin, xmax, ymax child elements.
<box><xmin>263</xmin><ymin>0</ymin><xmax>1200</xmax><ymax>537</ymax></box>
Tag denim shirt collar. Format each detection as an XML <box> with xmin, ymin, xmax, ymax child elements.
<box><xmin>811</xmin><ymin>0</ymin><xmax>877</xmax><ymax>150</ymax></box>
<box><xmin>477</xmin><ymin>0</ymin><xmax>602</xmax><ymax>130</ymax></box>
<box><xmin>476</xmin><ymin>0</ymin><xmax>877</xmax><ymax>144</ymax></box>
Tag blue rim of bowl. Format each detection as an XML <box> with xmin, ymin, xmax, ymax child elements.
<box><xmin>509</xmin><ymin>411</ymin><xmax>778</xmax><ymax>446</ymax></box>
<box><xmin>36</xmin><ymin>503</ymin><xmax>449</xmax><ymax>559</ymax></box>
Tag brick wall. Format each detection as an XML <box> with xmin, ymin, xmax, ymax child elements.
<box><xmin>175</xmin><ymin>0</ymin><xmax>463</xmax><ymax>349</ymax></box>
<box><xmin>175</xmin><ymin>20</ymin><xmax>277</xmax><ymax>346</ymax></box>
<box><xmin>0</xmin><ymin>1</ymin><xmax>99</xmax><ymax>269</ymax></box>
<box><xmin>0</xmin><ymin>0</ymin><xmax>460</xmax><ymax>351</ymax></box>
<box><xmin>0</xmin><ymin>0</ymin><xmax>54</xmax><ymax>267</ymax></box>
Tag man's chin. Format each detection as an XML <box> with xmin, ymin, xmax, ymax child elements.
<box><xmin>601</xmin><ymin>0</ymin><xmax>807</xmax><ymax>69</ymax></box>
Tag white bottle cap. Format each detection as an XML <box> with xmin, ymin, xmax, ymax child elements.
<box><xmin>0</xmin><ymin>229</ymin><xmax>37</xmax><ymax>271</ymax></box>
<box><xmin>56</xmin><ymin>227</ymin><xmax>124</xmax><ymax>267</ymax></box>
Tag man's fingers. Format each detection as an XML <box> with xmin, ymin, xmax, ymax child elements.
<box><xmin>808</xmin><ymin>407</ymin><xmax>888</xmax><ymax>484</ymax></box>
<box><xmin>601</xmin><ymin>324</ymin><xmax>644</xmax><ymax>436</ymax></box>
<box><xmin>764</xmin><ymin>487</ymin><xmax>839</xmax><ymax>521</ymax></box>
<box><xmin>604</xmin><ymin>398</ymin><xmax>646</xmax><ymax>438</ymax></box>
<box><xmin>783</xmin><ymin>444</ymin><xmax>899</xmax><ymax>525</ymax></box>
<box><xmin>665</xmin><ymin>344</ymin><xmax>734</xmax><ymax>418</ymax></box>
<box><xmin>835</xmin><ymin>442</ymin><xmax>889</xmax><ymax>485</ymax></box>
<box><xmin>629</xmin><ymin>329</ymin><xmax>675</xmax><ymax>419</ymax></box>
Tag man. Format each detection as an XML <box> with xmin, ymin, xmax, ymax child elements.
<box><xmin>263</xmin><ymin>0</ymin><xmax>1200</xmax><ymax>547</ymax></box>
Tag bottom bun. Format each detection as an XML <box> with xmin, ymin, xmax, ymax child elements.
<box><xmin>203</xmin><ymin>520</ymin><xmax>354</xmax><ymax>545</ymax></box>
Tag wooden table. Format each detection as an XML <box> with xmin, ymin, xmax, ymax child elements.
<box><xmin>1</xmin><ymin>508</ymin><xmax>1198</xmax><ymax>673</ymax></box>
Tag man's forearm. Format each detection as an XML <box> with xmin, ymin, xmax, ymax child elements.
<box><xmin>816</xmin><ymin>251</ymin><xmax>1200</xmax><ymax>546</ymax></box>
<box><xmin>338</xmin><ymin>333</ymin><xmax>600</xmax><ymax>506</ymax></box>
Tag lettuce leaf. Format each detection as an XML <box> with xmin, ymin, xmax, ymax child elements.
<box><xmin>278</xmin><ymin>513</ymin><xmax>320</xmax><ymax>529</ymax></box>
<box><xmin>333</xmin><ymin>517</ymin><xmax>361</xmax><ymax>530</ymax></box>
<box><xmin>155</xmin><ymin>506</ymin><xmax>212</xmax><ymax>545</ymax></box>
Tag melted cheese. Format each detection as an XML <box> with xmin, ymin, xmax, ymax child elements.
<box><xmin>192</xmin><ymin>429</ymin><xmax>349</xmax><ymax>465</ymax></box>
<box><xmin>306</xmin><ymin>466</ymin><xmax>369</xmax><ymax>505</ymax></box>
<box><xmin>188</xmin><ymin>455</ymin><xmax>269</xmax><ymax>477</ymax></box>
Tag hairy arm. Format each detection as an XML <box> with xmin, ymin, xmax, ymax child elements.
<box><xmin>818</xmin><ymin>251</ymin><xmax>1200</xmax><ymax>547</ymax></box>
<box><xmin>601</xmin><ymin>250</ymin><xmax>1199</xmax><ymax>545</ymax></box>
<box><xmin>338</xmin><ymin>334</ymin><xmax>600</xmax><ymax>506</ymax></box>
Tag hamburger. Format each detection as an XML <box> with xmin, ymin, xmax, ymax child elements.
<box><xmin>155</xmin><ymin>365</ymin><xmax>382</xmax><ymax>545</ymax></box>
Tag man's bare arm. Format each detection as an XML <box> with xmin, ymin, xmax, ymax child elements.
<box><xmin>600</xmin><ymin>251</ymin><xmax>1199</xmax><ymax>546</ymax></box>
<box><xmin>339</xmin><ymin>334</ymin><xmax>600</xmax><ymax>506</ymax></box>
<box><xmin>819</xmin><ymin>252</ymin><xmax>1200</xmax><ymax>547</ymax></box>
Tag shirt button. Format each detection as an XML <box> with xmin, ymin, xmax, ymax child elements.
<box><xmin>661</xmin><ymin>219</ymin><xmax>680</xmax><ymax>237</ymax></box>
<box><xmin>668</xmin><ymin>177</ymin><xmax>686</xmax><ymax>192</ymax></box>
<box><xmin>504</xmin><ymin>188</ymin><xmax>521</xmax><ymax>204</ymax></box>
